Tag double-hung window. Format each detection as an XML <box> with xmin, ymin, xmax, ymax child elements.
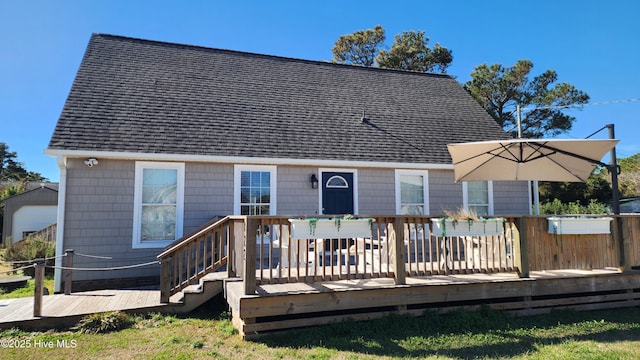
<box><xmin>133</xmin><ymin>162</ymin><xmax>185</xmax><ymax>248</ymax></box>
<box><xmin>395</xmin><ymin>170</ymin><xmax>429</xmax><ymax>215</ymax></box>
<box><xmin>234</xmin><ymin>165</ymin><xmax>277</xmax><ymax>215</ymax></box>
<box><xmin>463</xmin><ymin>181</ymin><xmax>493</xmax><ymax>216</ymax></box>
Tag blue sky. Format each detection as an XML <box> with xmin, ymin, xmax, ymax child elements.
<box><xmin>2</xmin><ymin>1</ymin><xmax>638</xmax><ymax>182</ymax></box>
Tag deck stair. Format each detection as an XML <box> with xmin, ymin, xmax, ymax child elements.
<box><xmin>167</xmin><ymin>271</ymin><xmax>230</xmax><ymax>313</ymax></box>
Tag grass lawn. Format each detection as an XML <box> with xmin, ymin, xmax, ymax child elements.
<box><xmin>0</xmin><ymin>277</ymin><xmax>55</xmax><ymax>299</ymax></box>
<box><xmin>0</xmin><ymin>247</ymin><xmax>55</xmax><ymax>299</ymax></box>
<box><xmin>1</xmin><ymin>296</ymin><xmax>639</xmax><ymax>360</ymax></box>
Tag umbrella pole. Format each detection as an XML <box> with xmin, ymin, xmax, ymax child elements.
<box><xmin>607</xmin><ymin>124</ymin><xmax>620</xmax><ymax>215</ymax></box>
<box><xmin>606</xmin><ymin>124</ymin><xmax>629</xmax><ymax>271</ymax></box>
<box><xmin>533</xmin><ymin>181</ymin><xmax>540</xmax><ymax>215</ymax></box>
<box><xmin>518</xmin><ymin>105</ymin><xmax>541</xmax><ymax>215</ymax></box>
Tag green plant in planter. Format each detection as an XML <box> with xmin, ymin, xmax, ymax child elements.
<box><xmin>443</xmin><ymin>208</ymin><xmax>479</xmax><ymax>231</ymax></box>
<box><xmin>307</xmin><ymin>218</ymin><xmax>318</xmax><ymax>236</ymax></box>
<box><xmin>438</xmin><ymin>208</ymin><xmax>504</xmax><ymax>236</ymax></box>
<box><xmin>334</xmin><ymin>214</ymin><xmax>356</xmax><ymax>232</ymax></box>
<box><xmin>541</xmin><ymin>199</ymin><xmax>610</xmax><ymax>215</ymax></box>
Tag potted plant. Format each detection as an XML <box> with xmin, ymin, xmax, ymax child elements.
<box><xmin>545</xmin><ymin>199</ymin><xmax>613</xmax><ymax>235</ymax></box>
<box><xmin>431</xmin><ymin>209</ymin><xmax>504</xmax><ymax>237</ymax></box>
<box><xmin>288</xmin><ymin>215</ymin><xmax>374</xmax><ymax>239</ymax></box>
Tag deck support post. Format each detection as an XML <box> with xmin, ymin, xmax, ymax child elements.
<box><xmin>63</xmin><ymin>249</ymin><xmax>73</xmax><ymax>295</ymax></box>
<box><xmin>33</xmin><ymin>261</ymin><xmax>45</xmax><ymax>317</ymax></box>
<box><xmin>244</xmin><ymin>217</ymin><xmax>257</xmax><ymax>295</ymax></box>
<box><xmin>393</xmin><ymin>217</ymin><xmax>406</xmax><ymax>285</ymax></box>
<box><xmin>515</xmin><ymin>217</ymin><xmax>529</xmax><ymax>278</ymax></box>
<box><xmin>159</xmin><ymin>259</ymin><xmax>172</xmax><ymax>303</ymax></box>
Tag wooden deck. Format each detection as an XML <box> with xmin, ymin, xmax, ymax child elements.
<box><xmin>2</xmin><ymin>269</ymin><xmax>640</xmax><ymax>338</ymax></box>
<box><xmin>226</xmin><ymin>268</ymin><xmax>640</xmax><ymax>338</ymax></box>
<box><xmin>0</xmin><ymin>289</ymin><xmax>169</xmax><ymax>330</ymax></box>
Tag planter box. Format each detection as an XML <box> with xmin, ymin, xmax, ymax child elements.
<box><xmin>431</xmin><ymin>218</ymin><xmax>504</xmax><ymax>237</ymax></box>
<box><xmin>547</xmin><ymin>216</ymin><xmax>613</xmax><ymax>235</ymax></box>
<box><xmin>289</xmin><ymin>218</ymin><xmax>374</xmax><ymax>239</ymax></box>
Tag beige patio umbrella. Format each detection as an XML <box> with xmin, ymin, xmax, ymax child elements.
<box><xmin>447</xmin><ymin>138</ymin><xmax>619</xmax><ymax>182</ymax></box>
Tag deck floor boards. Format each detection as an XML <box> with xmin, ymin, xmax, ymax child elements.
<box><xmin>0</xmin><ymin>289</ymin><xmax>167</xmax><ymax>328</ymax></box>
<box><xmin>239</xmin><ymin>271</ymin><xmax>530</xmax><ymax>298</ymax></box>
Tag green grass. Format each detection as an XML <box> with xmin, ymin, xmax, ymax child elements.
<box><xmin>1</xmin><ymin>299</ymin><xmax>640</xmax><ymax>359</ymax></box>
<box><xmin>0</xmin><ymin>276</ymin><xmax>55</xmax><ymax>299</ymax></box>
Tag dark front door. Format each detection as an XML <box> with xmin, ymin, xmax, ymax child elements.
<box><xmin>321</xmin><ymin>172</ymin><xmax>354</xmax><ymax>215</ymax></box>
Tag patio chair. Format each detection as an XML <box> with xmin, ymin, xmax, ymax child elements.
<box><xmin>273</xmin><ymin>226</ymin><xmax>318</xmax><ymax>270</ymax></box>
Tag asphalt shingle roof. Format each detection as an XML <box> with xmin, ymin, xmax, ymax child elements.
<box><xmin>48</xmin><ymin>34</ymin><xmax>510</xmax><ymax>165</ymax></box>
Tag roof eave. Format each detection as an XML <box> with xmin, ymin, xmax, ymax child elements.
<box><xmin>44</xmin><ymin>148</ymin><xmax>454</xmax><ymax>170</ymax></box>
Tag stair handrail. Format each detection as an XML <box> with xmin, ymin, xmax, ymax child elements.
<box><xmin>158</xmin><ymin>216</ymin><xmax>226</xmax><ymax>258</ymax></box>
<box><xmin>158</xmin><ymin>216</ymin><xmax>241</xmax><ymax>302</ymax></box>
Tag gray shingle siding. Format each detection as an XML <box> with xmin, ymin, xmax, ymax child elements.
<box><xmin>49</xmin><ymin>34</ymin><xmax>509</xmax><ymax>164</ymax></box>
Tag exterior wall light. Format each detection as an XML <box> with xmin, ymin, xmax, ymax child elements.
<box><xmin>310</xmin><ymin>174</ymin><xmax>318</xmax><ymax>189</ymax></box>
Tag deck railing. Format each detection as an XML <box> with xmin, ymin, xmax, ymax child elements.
<box><xmin>159</xmin><ymin>214</ymin><xmax>639</xmax><ymax>301</ymax></box>
<box><xmin>24</xmin><ymin>223</ymin><xmax>57</xmax><ymax>243</ymax></box>
<box><xmin>245</xmin><ymin>216</ymin><xmax>518</xmax><ymax>291</ymax></box>
<box><xmin>519</xmin><ymin>216</ymin><xmax>638</xmax><ymax>271</ymax></box>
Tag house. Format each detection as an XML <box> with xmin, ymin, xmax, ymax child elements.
<box><xmin>45</xmin><ymin>34</ymin><xmax>530</xmax><ymax>292</ymax></box>
<box><xmin>1</xmin><ymin>183</ymin><xmax>58</xmax><ymax>245</ymax></box>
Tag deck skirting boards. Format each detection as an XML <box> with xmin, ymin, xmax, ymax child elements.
<box><xmin>224</xmin><ymin>271</ymin><xmax>640</xmax><ymax>339</ymax></box>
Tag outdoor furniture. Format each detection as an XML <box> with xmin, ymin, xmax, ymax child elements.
<box><xmin>273</xmin><ymin>226</ymin><xmax>319</xmax><ymax>269</ymax></box>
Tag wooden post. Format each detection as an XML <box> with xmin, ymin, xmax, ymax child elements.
<box><xmin>514</xmin><ymin>217</ymin><xmax>529</xmax><ymax>278</ymax></box>
<box><xmin>33</xmin><ymin>261</ymin><xmax>45</xmax><ymax>317</ymax></box>
<box><xmin>615</xmin><ymin>216</ymin><xmax>631</xmax><ymax>272</ymax></box>
<box><xmin>227</xmin><ymin>221</ymin><xmax>235</xmax><ymax>278</ymax></box>
<box><xmin>244</xmin><ymin>217</ymin><xmax>257</xmax><ymax>295</ymax></box>
<box><xmin>63</xmin><ymin>249</ymin><xmax>74</xmax><ymax>295</ymax></box>
<box><xmin>159</xmin><ymin>259</ymin><xmax>172</xmax><ymax>303</ymax></box>
<box><xmin>233</xmin><ymin>219</ymin><xmax>246</xmax><ymax>278</ymax></box>
<box><xmin>393</xmin><ymin>217</ymin><xmax>406</xmax><ymax>285</ymax></box>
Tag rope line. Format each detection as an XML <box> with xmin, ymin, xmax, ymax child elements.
<box><xmin>0</xmin><ymin>264</ymin><xmax>35</xmax><ymax>275</ymax></box>
<box><xmin>47</xmin><ymin>260</ymin><xmax>160</xmax><ymax>271</ymax></box>
<box><xmin>0</xmin><ymin>254</ymin><xmax>66</xmax><ymax>265</ymax></box>
<box><xmin>1</xmin><ymin>252</ymin><xmax>153</xmax><ymax>263</ymax></box>
<box><xmin>73</xmin><ymin>252</ymin><xmax>113</xmax><ymax>260</ymax></box>
<box><xmin>73</xmin><ymin>253</ymin><xmax>158</xmax><ymax>262</ymax></box>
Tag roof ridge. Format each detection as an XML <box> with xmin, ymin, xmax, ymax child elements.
<box><xmin>91</xmin><ymin>33</ymin><xmax>453</xmax><ymax>79</ymax></box>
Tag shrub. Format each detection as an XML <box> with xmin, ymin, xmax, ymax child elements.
<box><xmin>72</xmin><ymin>311</ymin><xmax>133</xmax><ymax>334</ymax></box>
<box><xmin>540</xmin><ymin>199</ymin><xmax>610</xmax><ymax>215</ymax></box>
<box><xmin>2</xmin><ymin>237</ymin><xmax>55</xmax><ymax>277</ymax></box>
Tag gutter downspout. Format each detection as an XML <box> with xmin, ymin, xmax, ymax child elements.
<box><xmin>53</xmin><ymin>154</ymin><xmax>67</xmax><ymax>293</ymax></box>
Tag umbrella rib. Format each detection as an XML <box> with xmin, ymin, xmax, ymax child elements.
<box><xmin>532</xmin><ymin>142</ymin><xmax>608</xmax><ymax>167</ymax></box>
<box><xmin>521</xmin><ymin>142</ymin><xmax>552</xmax><ymax>163</ymax></box>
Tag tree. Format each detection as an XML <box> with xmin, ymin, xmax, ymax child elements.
<box><xmin>332</xmin><ymin>25</ymin><xmax>453</xmax><ymax>74</ymax></box>
<box><xmin>464</xmin><ymin>60</ymin><xmax>589</xmax><ymax>138</ymax></box>
<box><xmin>332</xmin><ymin>25</ymin><xmax>385</xmax><ymax>67</ymax></box>
<box><xmin>538</xmin><ymin>170</ymin><xmax>612</xmax><ymax>205</ymax></box>
<box><xmin>376</xmin><ymin>30</ymin><xmax>452</xmax><ymax>73</ymax></box>
<box><xmin>611</xmin><ymin>153</ymin><xmax>640</xmax><ymax>197</ymax></box>
<box><xmin>0</xmin><ymin>142</ymin><xmax>45</xmax><ymax>182</ymax></box>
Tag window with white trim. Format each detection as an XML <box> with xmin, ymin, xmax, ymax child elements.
<box><xmin>133</xmin><ymin>162</ymin><xmax>184</xmax><ymax>249</ymax></box>
<box><xmin>463</xmin><ymin>181</ymin><xmax>494</xmax><ymax>216</ymax></box>
<box><xmin>395</xmin><ymin>170</ymin><xmax>429</xmax><ymax>215</ymax></box>
<box><xmin>234</xmin><ymin>165</ymin><xmax>277</xmax><ymax>215</ymax></box>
